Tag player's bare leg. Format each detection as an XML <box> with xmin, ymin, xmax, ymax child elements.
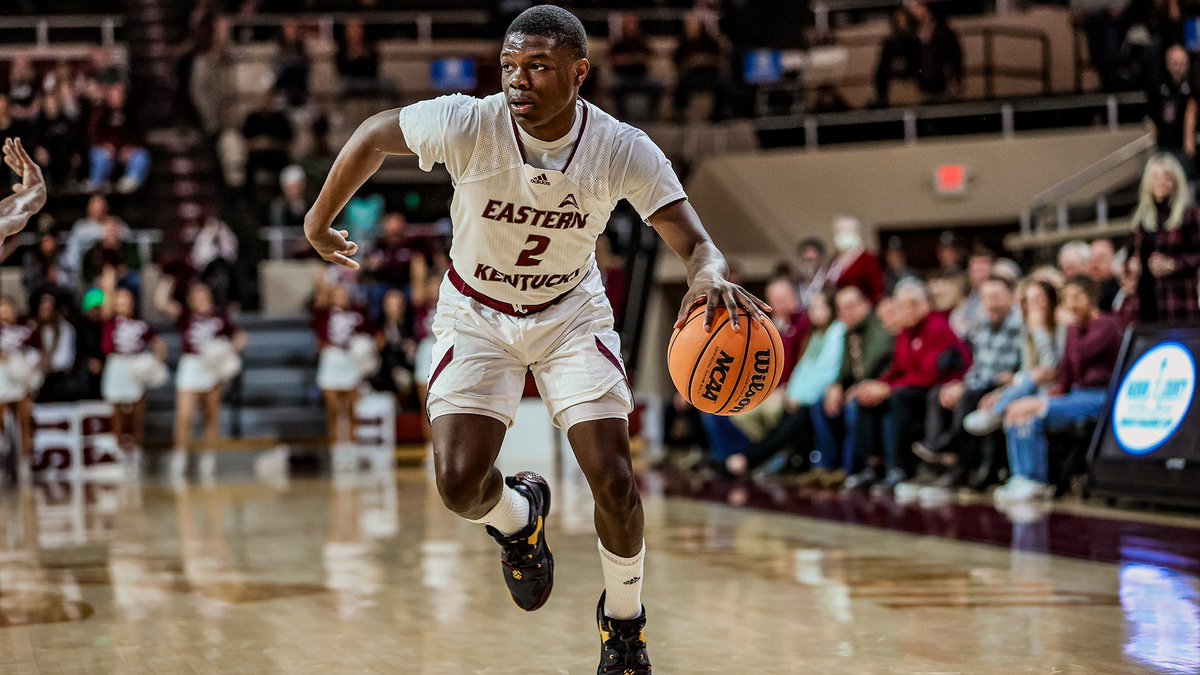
<box><xmin>568</xmin><ymin>417</ymin><xmax>651</xmax><ymax>674</ymax></box>
<box><xmin>432</xmin><ymin>413</ymin><xmax>555</xmax><ymax>611</ymax></box>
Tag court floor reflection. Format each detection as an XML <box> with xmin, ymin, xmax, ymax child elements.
<box><xmin>0</xmin><ymin>458</ymin><xmax>1196</xmax><ymax>673</ymax></box>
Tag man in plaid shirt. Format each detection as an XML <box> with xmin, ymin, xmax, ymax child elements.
<box><xmin>912</xmin><ymin>275</ymin><xmax>1023</xmax><ymax>479</ymax></box>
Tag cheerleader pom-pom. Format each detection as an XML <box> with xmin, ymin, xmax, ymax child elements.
<box><xmin>131</xmin><ymin>354</ymin><xmax>169</xmax><ymax>388</ymax></box>
<box><xmin>201</xmin><ymin>339</ymin><xmax>243</xmax><ymax>382</ymax></box>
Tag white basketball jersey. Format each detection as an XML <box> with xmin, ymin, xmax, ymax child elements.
<box><xmin>399</xmin><ymin>93</ymin><xmax>686</xmax><ymax>308</ymax></box>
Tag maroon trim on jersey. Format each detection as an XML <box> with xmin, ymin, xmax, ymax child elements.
<box><xmin>447</xmin><ymin>266</ymin><xmax>571</xmax><ymax>316</ymax></box>
<box><xmin>560</xmin><ymin>102</ymin><xmax>588</xmax><ymax>173</ymax></box>
<box><xmin>508</xmin><ymin>99</ymin><xmax>589</xmax><ymax>172</ymax></box>
<box><xmin>427</xmin><ymin>346</ymin><xmax>454</xmax><ymax>391</ymax></box>
<box><xmin>594</xmin><ymin>336</ymin><xmax>630</xmax><ymax>387</ymax></box>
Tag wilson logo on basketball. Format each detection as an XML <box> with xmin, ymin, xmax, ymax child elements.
<box><xmin>701</xmin><ymin>350</ymin><xmax>735</xmax><ymax>402</ymax></box>
<box><xmin>727</xmin><ymin>351</ymin><xmax>772</xmax><ymax>414</ymax></box>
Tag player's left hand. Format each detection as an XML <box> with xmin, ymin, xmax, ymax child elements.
<box><xmin>676</xmin><ymin>273</ymin><xmax>771</xmax><ymax>333</ymax></box>
<box><xmin>0</xmin><ymin>137</ymin><xmax>47</xmax><ymax>238</ymax></box>
<box><xmin>307</xmin><ymin>227</ymin><xmax>360</xmax><ymax>270</ymax></box>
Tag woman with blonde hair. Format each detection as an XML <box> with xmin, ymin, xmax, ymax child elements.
<box><xmin>1126</xmin><ymin>153</ymin><xmax>1200</xmax><ymax>323</ymax></box>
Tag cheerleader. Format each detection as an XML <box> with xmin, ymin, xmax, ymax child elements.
<box><xmin>0</xmin><ymin>297</ymin><xmax>40</xmax><ymax>473</ymax></box>
<box><xmin>155</xmin><ymin>280</ymin><xmax>245</xmax><ymax>480</ymax></box>
<box><xmin>313</xmin><ymin>283</ymin><xmax>378</xmax><ymax>445</ymax></box>
<box><xmin>100</xmin><ymin>287</ymin><xmax>168</xmax><ymax>450</ymax></box>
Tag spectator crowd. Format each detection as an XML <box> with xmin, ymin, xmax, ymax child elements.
<box><xmin>664</xmin><ymin>151</ymin><xmax>1200</xmax><ymax>511</ymax></box>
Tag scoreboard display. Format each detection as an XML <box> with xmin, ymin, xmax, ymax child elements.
<box><xmin>1089</xmin><ymin>325</ymin><xmax>1200</xmax><ymax>505</ymax></box>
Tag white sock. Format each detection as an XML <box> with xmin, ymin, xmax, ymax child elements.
<box><xmin>599</xmin><ymin>540</ymin><xmax>645</xmax><ymax>620</ymax></box>
<box><xmin>468</xmin><ymin>484</ymin><xmax>531</xmax><ymax>536</ymax></box>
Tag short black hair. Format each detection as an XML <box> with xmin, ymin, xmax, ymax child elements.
<box><xmin>505</xmin><ymin>5</ymin><xmax>588</xmax><ymax>60</ymax></box>
<box><xmin>982</xmin><ymin>274</ymin><xmax>1014</xmax><ymax>293</ymax></box>
<box><xmin>798</xmin><ymin>237</ymin><xmax>826</xmax><ymax>256</ymax></box>
<box><xmin>1064</xmin><ymin>274</ymin><xmax>1100</xmax><ymax>305</ymax></box>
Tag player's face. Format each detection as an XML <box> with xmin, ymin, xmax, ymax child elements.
<box><xmin>500</xmin><ymin>33</ymin><xmax>588</xmax><ymax>126</ymax></box>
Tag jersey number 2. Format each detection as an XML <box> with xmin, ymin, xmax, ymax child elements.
<box><xmin>515</xmin><ymin>234</ymin><xmax>550</xmax><ymax>267</ymax></box>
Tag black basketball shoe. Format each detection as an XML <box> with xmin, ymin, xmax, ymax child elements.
<box><xmin>596</xmin><ymin>591</ymin><xmax>652</xmax><ymax>674</ymax></box>
<box><xmin>485</xmin><ymin>471</ymin><xmax>554</xmax><ymax>611</ymax></box>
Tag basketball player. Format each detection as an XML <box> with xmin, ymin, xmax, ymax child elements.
<box><xmin>305</xmin><ymin>7</ymin><xmax>768</xmax><ymax>672</ymax></box>
<box><xmin>0</xmin><ymin>139</ymin><xmax>46</xmax><ymax>244</ymax></box>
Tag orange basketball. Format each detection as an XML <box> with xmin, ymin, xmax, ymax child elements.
<box><xmin>668</xmin><ymin>305</ymin><xmax>784</xmax><ymax>415</ymax></box>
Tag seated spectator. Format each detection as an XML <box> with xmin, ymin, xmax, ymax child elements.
<box><xmin>299</xmin><ymin>115</ymin><xmax>337</xmax><ymax>190</ymax></box>
<box><xmin>366</xmin><ymin>213</ymin><xmax>423</xmax><ymax>306</ymax></box>
<box><xmin>825</xmin><ymin>216</ymin><xmax>885</xmax><ymax>303</ymax></box>
<box><xmin>722</xmin><ymin>277</ymin><xmax>810</xmax><ymax>450</ymax></box>
<box><xmin>965</xmin><ymin>279</ymin><xmax>1064</xmax><ymax>436</ymax></box>
<box><xmin>1127</xmin><ymin>152</ymin><xmax>1200</xmax><ymax>323</ymax></box>
<box><xmin>1088</xmin><ymin>239</ymin><xmax>1121</xmax><ymax>312</ymax></box>
<box><xmin>882</xmin><ymin>236</ymin><xmax>916</xmax><ymax>294</ymax></box>
<box><xmin>21</xmin><ymin>217</ymin><xmax>75</xmax><ymax>309</ymax></box>
<box><xmin>274</xmin><ymin>19</ymin><xmax>312</xmax><ymax>107</ymax></box>
<box><xmin>86</xmin><ymin>83</ymin><xmax>149</xmax><ymax>193</ymax></box>
<box><xmin>935</xmin><ymin>230</ymin><xmax>964</xmax><ymax>275</ymax></box>
<box><xmin>270</xmin><ymin>164</ymin><xmax>310</xmax><ymax>231</ymax></box>
<box><xmin>672</xmin><ymin>11</ymin><xmax>727</xmax><ymax>121</ymax></box>
<box><xmin>723</xmin><ymin>289</ymin><xmax>845</xmax><ymax>477</ymax></box>
<box><xmin>33</xmin><ymin>92</ymin><xmax>84</xmax><ymax>190</ymax></box>
<box><xmin>998</xmin><ymin>276</ymin><xmax>1123</xmax><ymax>502</ymax></box>
<box><xmin>843</xmin><ymin>279</ymin><xmax>968</xmax><ymax>491</ymax></box>
<box><xmin>7</xmin><ymin>56</ymin><xmax>40</xmax><ymax>122</ymax></box>
<box><xmin>33</xmin><ymin>293</ymin><xmax>80</xmax><ymax>403</ymax></box>
<box><xmin>370</xmin><ymin>288</ymin><xmax>418</xmax><ymax>405</ymax></box>
<box><xmin>337</xmin><ymin>19</ymin><xmax>379</xmax><ymax>96</ymax></box>
<box><xmin>955</xmin><ymin>247</ymin><xmax>996</xmax><ymax>336</ymax></box>
<box><xmin>928</xmin><ymin>272</ymin><xmax>969</xmax><ymax>336</ymax></box>
<box><xmin>1057</xmin><ymin>240</ymin><xmax>1091</xmax><ymax>279</ymax></box>
<box><xmin>242</xmin><ymin>90</ymin><xmax>294</xmax><ymax>192</ymax></box>
<box><xmin>813</xmin><ymin>286</ymin><xmax>895</xmax><ymax>487</ymax></box>
<box><xmin>83</xmin><ymin>46</ymin><xmax>126</xmax><ymax>89</ymax></box>
<box><xmin>793</xmin><ymin>237</ymin><xmax>828</xmax><ymax>310</ymax></box>
<box><xmin>82</xmin><ymin>218</ymin><xmax>141</xmax><ymax>298</ymax></box>
<box><xmin>910</xmin><ymin>275</ymin><xmax>1023</xmax><ymax>490</ymax></box>
<box><xmin>608</xmin><ymin>14</ymin><xmax>664</xmax><ymax>121</ymax></box>
<box><xmin>66</xmin><ymin>194</ymin><xmax>128</xmax><ymax>279</ymax></box>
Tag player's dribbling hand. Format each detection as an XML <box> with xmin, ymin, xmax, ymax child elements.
<box><xmin>675</xmin><ymin>273</ymin><xmax>771</xmax><ymax>333</ymax></box>
<box><xmin>307</xmin><ymin>227</ymin><xmax>360</xmax><ymax>270</ymax></box>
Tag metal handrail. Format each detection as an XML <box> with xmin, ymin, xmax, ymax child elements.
<box><xmin>1020</xmin><ymin>132</ymin><xmax>1156</xmax><ymax>234</ymax></box>
<box><xmin>226</xmin><ymin>10</ymin><xmax>488</xmax><ymax>44</ymax></box>
<box><xmin>0</xmin><ymin>14</ymin><xmax>123</xmax><ymax>47</ymax></box>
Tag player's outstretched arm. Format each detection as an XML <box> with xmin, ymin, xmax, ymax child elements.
<box><xmin>305</xmin><ymin>108</ymin><xmax>414</xmax><ymax>269</ymax></box>
<box><xmin>649</xmin><ymin>199</ymin><xmax>770</xmax><ymax>333</ymax></box>
<box><xmin>0</xmin><ymin>139</ymin><xmax>47</xmax><ymax>242</ymax></box>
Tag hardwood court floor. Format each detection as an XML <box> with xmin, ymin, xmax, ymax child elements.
<box><xmin>1</xmin><ymin>461</ymin><xmax>1198</xmax><ymax>674</ymax></box>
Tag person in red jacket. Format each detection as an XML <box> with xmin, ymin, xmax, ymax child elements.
<box><xmin>997</xmin><ymin>276</ymin><xmax>1124</xmax><ymax>502</ymax></box>
<box><xmin>843</xmin><ymin>278</ymin><xmax>969</xmax><ymax>491</ymax></box>
<box><xmin>825</xmin><ymin>216</ymin><xmax>885</xmax><ymax>303</ymax></box>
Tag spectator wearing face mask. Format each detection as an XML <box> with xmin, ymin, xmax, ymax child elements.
<box><xmin>825</xmin><ymin>216</ymin><xmax>884</xmax><ymax>304</ymax></box>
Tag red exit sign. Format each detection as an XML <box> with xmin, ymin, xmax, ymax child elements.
<box><xmin>934</xmin><ymin>164</ymin><xmax>969</xmax><ymax>195</ymax></box>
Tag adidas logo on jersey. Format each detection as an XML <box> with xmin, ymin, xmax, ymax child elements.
<box><xmin>530</xmin><ymin>173</ymin><xmax>551</xmax><ymax>186</ymax></box>
<box><xmin>558</xmin><ymin>193</ymin><xmax>579</xmax><ymax>210</ymax></box>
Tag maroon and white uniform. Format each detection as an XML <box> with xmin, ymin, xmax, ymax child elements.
<box><xmin>176</xmin><ymin>311</ymin><xmax>237</xmax><ymax>392</ymax></box>
<box><xmin>101</xmin><ymin>316</ymin><xmax>160</xmax><ymax>403</ymax></box>
<box><xmin>0</xmin><ymin>321</ymin><xmax>41</xmax><ymax>402</ymax></box>
<box><xmin>399</xmin><ymin>92</ymin><xmax>685</xmax><ymax>428</ymax></box>
<box><xmin>313</xmin><ymin>306</ymin><xmax>372</xmax><ymax>391</ymax></box>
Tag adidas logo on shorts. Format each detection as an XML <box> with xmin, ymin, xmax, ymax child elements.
<box><xmin>530</xmin><ymin>172</ymin><xmax>551</xmax><ymax>186</ymax></box>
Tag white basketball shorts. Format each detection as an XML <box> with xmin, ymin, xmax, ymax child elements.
<box><xmin>425</xmin><ymin>262</ymin><xmax>634</xmax><ymax>429</ymax></box>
